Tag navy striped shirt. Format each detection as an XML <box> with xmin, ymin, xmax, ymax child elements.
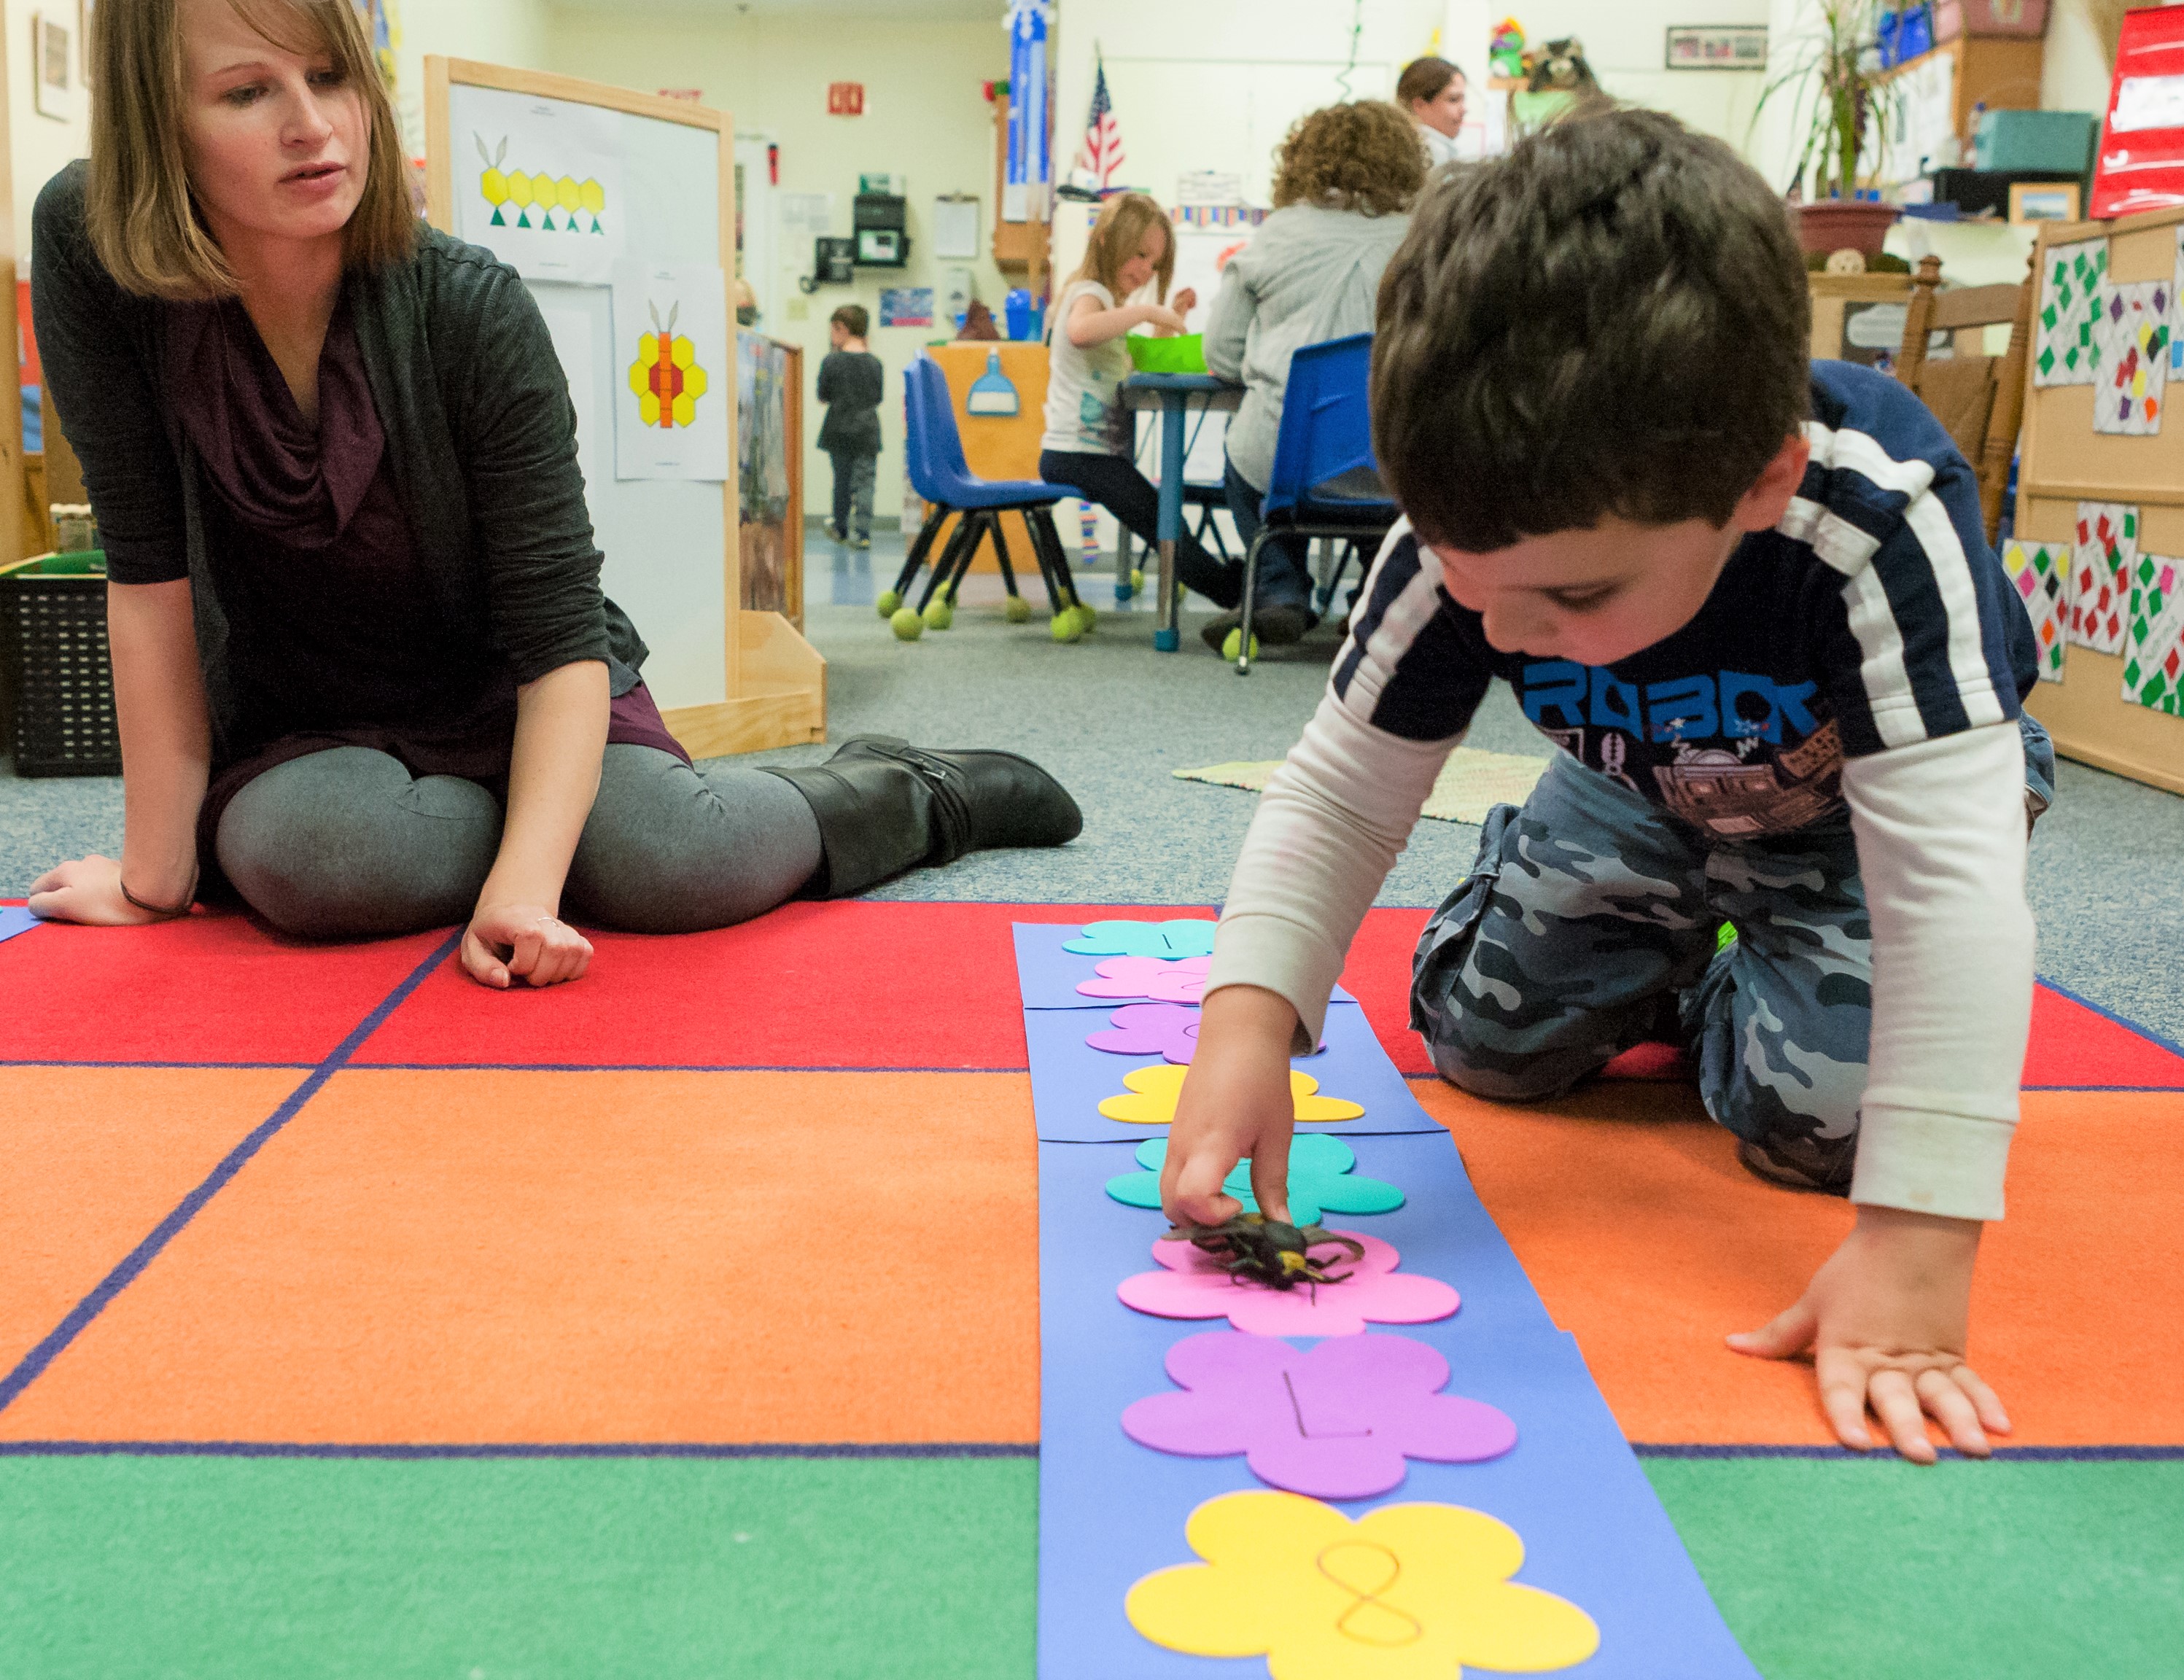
<box><xmin>1331</xmin><ymin>362</ymin><xmax>2037</xmax><ymax>838</ymax></box>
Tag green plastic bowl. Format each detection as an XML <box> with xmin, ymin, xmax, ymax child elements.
<box><xmin>1125</xmin><ymin>333</ymin><xmax>1207</xmax><ymax>375</ymax></box>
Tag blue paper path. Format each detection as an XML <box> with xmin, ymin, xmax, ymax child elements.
<box><xmin>0</xmin><ymin>906</ymin><xmax>45</xmax><ymax>947</ymax></box>
<box><xmin>1014</xmin><ymin>922</ymin><xmax>1356</xmax><ymax>1010</ymax></box>
<box><xmin>1023</xmin><ymin>926</ymin><xmax>1760</xmax><ymax>1680</ymax></box>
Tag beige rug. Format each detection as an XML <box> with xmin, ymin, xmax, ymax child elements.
<box><xmin>1173</xmin><ymin>747</ymin><xmax>1550</xmax><ymax>824</ymax></box>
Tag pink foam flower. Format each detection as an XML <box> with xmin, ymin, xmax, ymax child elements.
<box><xmin>1117</xmin><ymin>1229</ymin><xmax>1458</xmax><ymax>1337</ymax></box>
<box><xmin>1076</xmin><ymin>955</ymin><xmax>1210</xmax><ymax>1003</ymax></box>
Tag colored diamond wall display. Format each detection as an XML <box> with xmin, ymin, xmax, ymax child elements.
<box><xmin>2122</xmin><ymin>555</ymin><xmax>2184</xmax><ymax>717</ymax></box>
<box><xmin>2070</xmin><ymin>502</ymin><xmax>2137</xmax><ymax>653</ymax></box>
<box><xmin>2002</xmin><ymin>540</ymin><xmax>2070</xmax><ymax>682</ymax></box>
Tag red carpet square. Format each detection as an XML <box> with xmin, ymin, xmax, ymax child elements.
<box><xmin>351</xmin><ymin>902</ymin><xmax>1207</xmax><ymax>1070</ymax></box>
<box><xmin>0</xmin><ymin>914</ymin><xmax>449</xmax><ymax>1066</ymax></box>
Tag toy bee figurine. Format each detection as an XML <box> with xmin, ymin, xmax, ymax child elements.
<box><xmin>1162</xmin><ymin>1212</ymin><xmax>1366</xmax><ymax>1291</ymax></box>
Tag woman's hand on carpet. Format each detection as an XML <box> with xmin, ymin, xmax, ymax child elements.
<box><xmin>1162</xmin><ymin>985</ymin><xmax>1303</xmax><ymax>1226</ymax></box>
<box><xmin>462</xmin><ymin>902</ymin><xmax>594</xmax><ymax>989</ymax></box>
<box><xmin>1727</xmin><ymin>1205</ymin><xmax>2007</xmax><ymax>1464</ymax></box>
<box><xmin>28</xmin><ymin>855</ymin><xmax>168</xmax><ymax>925</ymax></box>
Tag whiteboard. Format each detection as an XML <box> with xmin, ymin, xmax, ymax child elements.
<box><xmin>445</xmin><ymin>82</ymin><xmax>729</xmax><ymax>712</ymax></box>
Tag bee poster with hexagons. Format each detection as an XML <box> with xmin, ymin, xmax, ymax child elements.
<box><xmin>428</xmin><ymin>58</ymin><xmax>826</xmax><ymax>755</ymax></box>
<box><xmin>451</xmin><ymin>83</ymin><xmax>626</xmax><ymax>284</ymax></box>
<box><xmin>611</xmin><ymin>260</ymin><xmax>731</xmax><ymax>481</ymax></box>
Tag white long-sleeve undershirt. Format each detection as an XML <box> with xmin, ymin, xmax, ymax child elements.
<box><xmin>1206</xmin><ymin>702</ymin><xmax>2034</xmax><ymax>1222</ymax></box>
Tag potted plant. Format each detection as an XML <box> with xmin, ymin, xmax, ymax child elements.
<box><xmin>1756</xmin><ymin>0</ymin><xmax>1907</xmax><ymax>259</ymax></box>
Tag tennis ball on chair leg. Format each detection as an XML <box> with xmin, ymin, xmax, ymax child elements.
<box><xmin>1072</xmin><ymin>602</ymin><xmax>1097</xmax><ymax>631</ymax></box>
<box><xmin>890</xmin><ymin>607</ymin><xmax>924</xmax><ymax>641</ymax></box>
<box><xmin>1004</xmin><ymin>594</ymin><xmax>1031</xmax><ymax>623</ymax></box>
<box><xmin>1220</xmin><ymin>627</ymin><xmax>1260</xmax><ymax>661</ymax></box>
<box><xmin>875</xmin><ymin>590</ymin><xmax>901</xmax><ymax>618</ymax></box>
<box><xmin>922</xmin><ymin>595</ymin><xmax>955</xmax><ymax>630</ymax></box>
<box><xmin>1051</xmin><ymin>609</ymin><xmax>1084</xmax><ymax>643</ymax></box>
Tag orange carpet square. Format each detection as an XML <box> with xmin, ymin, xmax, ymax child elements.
<box><xmin>0</xmin><ymin>1067</ymin><xmax>306</xmax><ymax>1376</ymax></box>
<box><xmin>1414</xmin><ymin>1077</ymin><xmax>2184</xmax><ymax>1445</ymax></box>
<box><xmin>0</xmin><ymin>1068</ymin><xmax>1039</xmax><ymax>1446</ymax></box>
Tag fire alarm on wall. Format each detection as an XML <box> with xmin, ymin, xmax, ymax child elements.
<box><xmin>827</xmin><ymin>82</ymin><xmax>865</xmax><ymax>117</ymax></box>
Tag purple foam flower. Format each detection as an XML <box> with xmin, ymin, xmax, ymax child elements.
<box><xmin>1087</xmin><ymin>1003</ymin><xmax>1201</xmax><ymax>1061</ymax></box>
<box><xmin>1117</xmin><ymin>1229</ymin><xmax>1459</xmax><ymax>1337</ymax></box>
<box><xmin>1076</xmin><ymin>955</ymin><xmax>1210</xmax><ymax>1003</ymax></box>
<box><xmin>1122</xmin><ymin>1331</ymin><xmax>1517</xmax><ymax>1498</ymax></box>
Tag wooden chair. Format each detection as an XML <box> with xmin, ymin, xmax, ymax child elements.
<box><xmin>1892</xmin><ymin>252</ymin><xmax>2035</xmax><ymax>546</ymax></box>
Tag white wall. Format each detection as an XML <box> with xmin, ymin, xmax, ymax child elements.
<box><xmin>2041</xmin><ymin>0</ymin><xmax>2118</xmax><ymax>116</ymax></box>
<box><xmin>544</xmin><ymin>8</ymin><xmax>1011</xmax><ymax>522</ymax></box>
<box><xmin>390</xmin><ymin>0</ymin><xmax>555</xmax><ymax>156</ymax></box>
<box><xmin>8</xmin><ymin>0</ymin><xmax>91</xmax><ymax>261</ymax></box>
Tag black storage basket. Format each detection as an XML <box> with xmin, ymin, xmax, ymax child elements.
<box><xmin>2</xmin><ymin>560</ymin><xmax>121</xmax><ymax>777</ymax></box>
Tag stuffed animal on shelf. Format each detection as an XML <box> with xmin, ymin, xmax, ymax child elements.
<box><xmin>1523</xmin><ymin>36</ymin><xmax>1600</xmax><ymax>96</ymax></box>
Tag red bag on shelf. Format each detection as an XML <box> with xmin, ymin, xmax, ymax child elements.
<box><xmin>2090</xmin><ymin>4</ymin><xmax>2184</xmax><ymax>219</ymax></box>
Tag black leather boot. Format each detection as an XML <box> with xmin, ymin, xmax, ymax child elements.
<box><xmin>761</xmin><ymin>735</ymin><xmax>1083</xmax><ymax>898</ymax></box>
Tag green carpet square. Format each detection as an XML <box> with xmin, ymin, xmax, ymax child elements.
<box><xmin>0</xmin><ymin>1455</ymin><xmax>1035</xmax><ymax>1680</ymax></box>
<box><xmin>1646</xmin><ymin>1456</ymin><xmax>2184</xmax><ymax>1679</ymax></box>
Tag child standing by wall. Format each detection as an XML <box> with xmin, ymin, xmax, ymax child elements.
<box><xmin>817</xmin><ymin>304</ymin><xmax>882</xmax><ymax>549</ymax></box>
<box><xmin>1038</xmin><ymin>193</ymin><xmax>1240</xmax><ymax>612</ymax></box>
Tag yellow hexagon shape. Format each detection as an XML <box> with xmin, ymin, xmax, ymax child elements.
<box><xmin>556</xmin><ymin>175</ymin><xmax>582</xmax><ymax>211</ymax></box>
<box><xmin>1097</xmin><ymin>1064</ymin><xmax>1363</xmax><ymax>1126</ymax></box>
<box><xmin>580</xmin><ymin>179</ymin><xmax>606</xmax><ymax>214</ymax></box>
<box><xmin>507</xmin><ymin>171</ymin><xmax>533</xmax><ymax>206</ymax></box>
<box><xmin>640</xmin><ymin>391</ymin><xmax>662</xmax><ymax>427</ymax></box>
<box><xmin>683</xmin><ymin>364</ymin><xmax>708</xmax><ymax>400</ymax></box>
<box><xmin>672</xmin><ymin>336</ymin><xmax>696</xmax><ymax>370</ymax></box>
<box><xmin>672</xmin><ymin>392</ymin><xmax>697</xmax><ymax>427</ymax></box>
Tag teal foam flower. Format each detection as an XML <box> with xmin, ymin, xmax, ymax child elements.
<box><xmin>1105</xmin><ymin>1134</ymin><xmax>1404</xmax><ymax>1224</ymax></box>
<box><xmin>1064</xmin><ymin>918</ymin><xmax>1217</xmax><ymax>959</ymax></box>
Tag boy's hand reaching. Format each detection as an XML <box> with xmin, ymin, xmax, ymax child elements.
<box><xmin>1161</xmin><ymin>985</ymin><xmax>1302</xmax><ymax>1225</ymax></box>
<box><xmin>1729</xmin><ymin>1205</ymin><xmax>2009</xmax><ymax>1463</ymax></box>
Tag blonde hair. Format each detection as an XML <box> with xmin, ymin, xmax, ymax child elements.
<box><xmin>87</xmin><ymin>0</ymin><xmax>415</xmax><ymax>300</ymax></box>
<box><xmin>1067</xmin><ymin>192</ymin><xmax>1173</xmax><ymax>303</ymax></box>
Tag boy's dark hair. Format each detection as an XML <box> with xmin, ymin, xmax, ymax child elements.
<box><xmin>1372</xmin><ymin>107</ymin><xmax>1810</xmax><ymax>552</ymax></box>
<box><xmin>831</xmin><ymin>303</ymin><xmax>870</xmax><ymax>338</ymax></box>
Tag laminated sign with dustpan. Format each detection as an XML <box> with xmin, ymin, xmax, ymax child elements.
<box><xmin>968</xmin><ymin>350</ymin><xmax>1021</xmax><ymax>416</ymax></box>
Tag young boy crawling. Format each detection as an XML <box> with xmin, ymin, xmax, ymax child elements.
<box><xmin>1163</xmin><ymin>109</ymin><xmax>2054</xmax><ymax>1465</ymax></box>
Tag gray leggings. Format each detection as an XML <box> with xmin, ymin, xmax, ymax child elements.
<box><xmin>215</xmin><ymin>744</ymin><xmax>823</xmax><ymax>939</ymax></box>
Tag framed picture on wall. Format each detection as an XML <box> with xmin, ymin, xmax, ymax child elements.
<box><xmin>2009</xmin><ymin>181</ymin><xmax>2082</xmax><ymax>224</ymax></box>
<box><xmin>1665</xmin><ymin>26</ymin><xmax>1768</xmax><ymax>71</ymax></box>
<box><xmin>33</xmin><ymin>9</ymin><xmax>74</xmax><ymax>120</ymax></box>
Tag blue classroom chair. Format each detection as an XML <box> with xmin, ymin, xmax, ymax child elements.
<box><xmin>883</xmin><ymin>357</ymin><xmax>1088</xmax><ymax>636</ymax></box>
<box><xmin>1234</xmin><ymin>332</ymin><xmax>1401</xmax><ymax>674</ymax></box>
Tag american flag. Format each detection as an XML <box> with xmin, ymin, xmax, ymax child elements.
<box><xmin>1079</xmin><ymin>58</ymin><xmax>1125</xmax><ymax>190</ymax></box>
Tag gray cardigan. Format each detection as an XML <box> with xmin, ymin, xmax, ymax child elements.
<box><xmin>32</xmin><ymin>160</ymin><xmax>645</xmax><ymax>757</ymax></box>
<box><xmin>1203</xmin><ymin>203</ymin><xmax>1411</xmax><ymax>493</ymax></box>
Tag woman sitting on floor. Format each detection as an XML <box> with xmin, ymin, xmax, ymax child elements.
<box><xmin>26</xmin><ymin>0</ymin><xmax>1079</xmax><ymax>987</ymax></box>
<box><xmin>1200</xmin><ymin>100</ymin><xmax>1424</xmax><ymax>650</ymax></box>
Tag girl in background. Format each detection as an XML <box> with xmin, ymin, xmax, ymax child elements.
<box><xmin>1038</xmin><ymin>192</ymin><xmax>1238</xmax><ymax>612</ymax></box>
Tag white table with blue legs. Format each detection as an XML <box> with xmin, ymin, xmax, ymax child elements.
<box><xmin>1119</xmin><ymin>373</ymin><xmax>1243</xmax><ymax>650</ymax></box>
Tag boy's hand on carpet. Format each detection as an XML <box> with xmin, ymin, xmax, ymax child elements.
<box><xmin>1162</xmin><ymin>985</ymin><xmax>1302</xmax><ymax>1226</ymax></box>
<box><xmin>1728</xmin><ymin>1205</ymin><xmax>2007</xmax><ymax>1464</ymax></box>
<box><xmin>462</xmin><ymin>903</ymin><xmax>594</xmax><ymax>989</ymax></box>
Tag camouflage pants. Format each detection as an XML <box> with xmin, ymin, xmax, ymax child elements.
<box><xmin>1410</xmin><ymin>752</ymin><xmax>1874</xmax><ymax>1191</ymax></box>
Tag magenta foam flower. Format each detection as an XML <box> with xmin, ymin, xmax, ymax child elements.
<box><xmin>1116</xmin><ymin>1229</ymin><xmax>1459</xmax><ymax>1337</ymax></box>
<box><xmin>1122</xmin><ymin>1331</ymin><xmax>1516</xmax><ymax>1498</ymax></box>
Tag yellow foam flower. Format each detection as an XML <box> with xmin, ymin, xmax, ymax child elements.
<box><xmin>1097</xmin><ymin>1064</ymin><xmax>1363</xmax><ymax>1127</ymax></box>
<box><xmin>1127</xmin><ymin>1491</ymin><xmax>1598</xmax><ymax>1679</ymax></box>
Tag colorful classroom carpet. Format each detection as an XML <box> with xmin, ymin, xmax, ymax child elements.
<box><xmin>1</xmin><ymin>900</ymin><xmax>2180</xmax><ymax>1679</ymax></box>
